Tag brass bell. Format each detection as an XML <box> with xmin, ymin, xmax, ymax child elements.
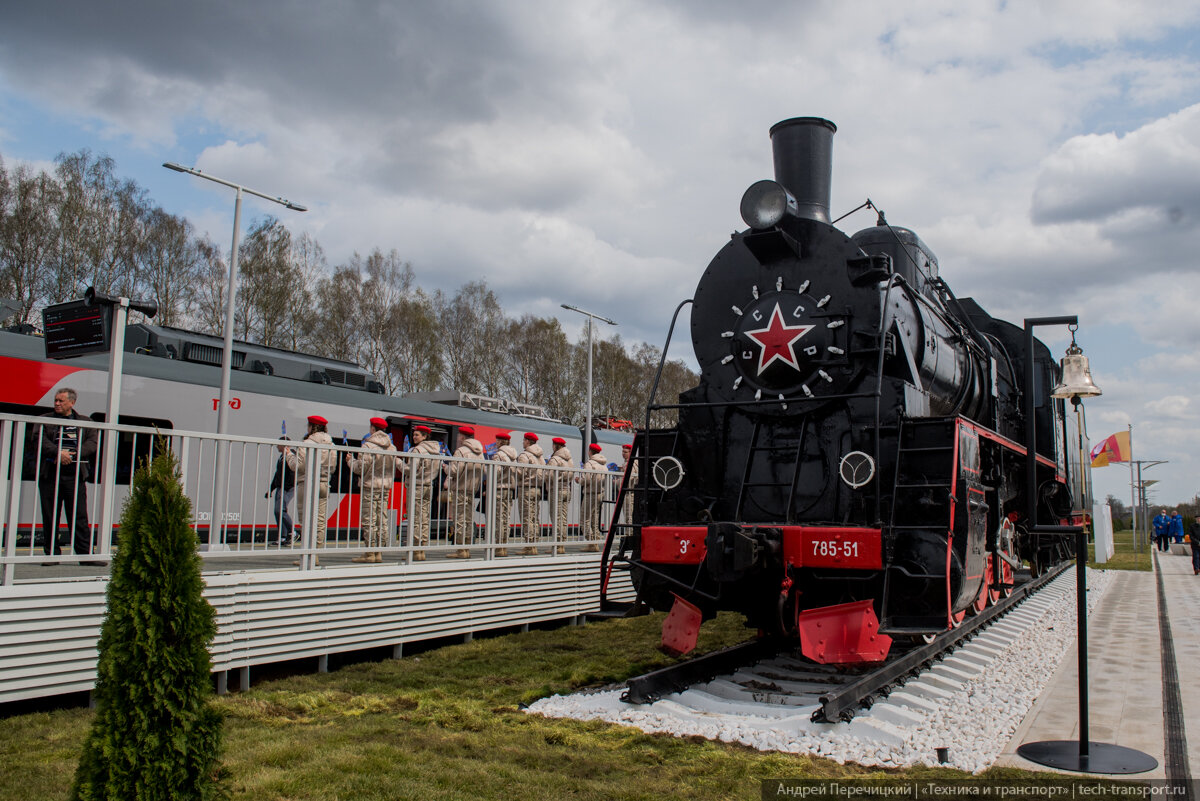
<box><xmin>1051</xmin><ymin>340</ymin><xmax>1102</xmax><ymax>399</ymax></box>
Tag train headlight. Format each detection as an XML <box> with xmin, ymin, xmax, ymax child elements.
<box><xmin>740</xmin><ymin>180</ymin><xmax>796</xmax><ymax>230</ymax></box>
<box><xmin>839</xmin><ymin>451</ymin><xmax>875</xmax><ymax>489</ymax></box>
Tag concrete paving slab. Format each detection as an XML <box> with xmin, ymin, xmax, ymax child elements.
<box><xmin>997</xmin><ymin>564</ymin><xmax>1168</xmax><ymax>779</ymax></box>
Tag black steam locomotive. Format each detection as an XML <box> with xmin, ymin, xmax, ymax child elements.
<box><xmin>603</xmin><ymin>118</ymin><xmax>1088</xmax><ymax>664</ymax></box>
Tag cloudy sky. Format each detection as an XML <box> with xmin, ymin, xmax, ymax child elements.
<box><xmin>2</xmin><ymin>1</ymin><xmax>1199</xmax><ymax>508</ymax></box>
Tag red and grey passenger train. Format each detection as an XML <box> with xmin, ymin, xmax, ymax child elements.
<box><xmin>0</xmin><ymin>321</ymin><xmax>630</xmax><ymax>543</ymax></box>
<box><xmin>604</xmin><ymin>117</ymin><xmax>1090</xmax><ymax>663</ymax></box>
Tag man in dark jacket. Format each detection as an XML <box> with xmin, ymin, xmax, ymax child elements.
<box><xmin>1190</xmin><ymin>516</ymin><xmax>1200</xmax><ymax>575</ymax></box>
<box><xmin>265</xmin><ymin>436</ymin><xmax>297</xmax><ymax>546</ymax></box>
<box><xmin>36</xmin><ymin>388</ymin><xmax>99</xmax><ymax>561</ymax></box>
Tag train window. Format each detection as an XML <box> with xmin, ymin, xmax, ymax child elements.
<box><xmin>87</xmin><ymin>413</ymin><xmax>175</xmax><ymax>485</ymax></box>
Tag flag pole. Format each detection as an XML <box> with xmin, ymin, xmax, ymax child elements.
<box><xmin>1127</xmin><ymin>424</ymin><xmax>1137</xmax><ymax>553</ymax></box>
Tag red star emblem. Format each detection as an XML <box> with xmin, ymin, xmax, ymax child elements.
<box><xmin>744</xmin><ymin>304</ymin><xmax>814</xmax><ymax>375</ymax></box>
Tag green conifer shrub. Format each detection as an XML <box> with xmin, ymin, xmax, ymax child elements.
<box><xmin>71</xmin><ymin>448</ymin><xmax>224</xmax><ymax>801</ymax></box>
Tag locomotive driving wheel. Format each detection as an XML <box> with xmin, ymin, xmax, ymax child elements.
<box><xmin>969</xmin><ymin>570</ymin><xmax>990</xmax><ymax>615</ymax></box>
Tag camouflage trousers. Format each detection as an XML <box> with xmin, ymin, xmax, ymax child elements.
<box><xmin>493</xmin><ymin>489</ymin><xmax>514</xmax><ymax>544</ymax></box>
<box><xmin>360</xmin><ymin>486</ymin><xmax>389</xmax><ymax>549</ymax></box>
<box><xmin>408</xmin><ymin>484</ymin><xmax>432</xmax><ymax>547</ymax></box>
<box><xmin>296</xmin><ymin>486</ymin><xmax>329</xmax><ymax>549</ymax></box>
<box><xmin>449</xmin><ymin>489</ymin><xmax>476</xmax><ymax>546</ymax></box>
<box><xmin>580</xmin><ymin>491</ymin><xmax>605</xmax><ymax>541</ymax></box>
<box><xmin>520</xmin><ymin>487</ymin><xmax>542</xmax><ymax>542</ymax></box>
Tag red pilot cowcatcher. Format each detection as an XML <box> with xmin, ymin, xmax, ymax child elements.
<box><xmin>796</xmin><ymin>600</ymin><xmax>892</xmax><ymax>664</ymax></box>
<box><xmin>660</xmin><ymin>593</ymin><xmax>703</xmax><ymax>657</ymax></box>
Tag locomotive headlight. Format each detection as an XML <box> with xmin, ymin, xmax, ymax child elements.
<box><xmin>740</xmin><ymin>180</ymin><xmax>796</xmax><ymax>230</ymax></box>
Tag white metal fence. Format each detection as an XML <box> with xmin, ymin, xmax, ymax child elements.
<box><xmin>0</xmin><ymin>413</ymin><xmax>626</xmax><ymax>585</ymax></box>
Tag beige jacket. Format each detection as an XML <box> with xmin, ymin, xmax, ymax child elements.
<box><xmin>578</xmin><ymin>451</ymin><xmax>609</xmax><ymax>492</ymax></box>
<box><xmin>405</xmin><ymin>438</ymin><xmax>442</xmax><ymax>486</ymax></box>
<box><xmin>491</xmin><ymin>443</ymin><xmax>519</xmax><ymax>490</ymax></box>
<box><xmin>284</xmin><ymin>430</ymin><xmax>336</xmax><ymax>489</ymax></box>
<box><xmin>444</xmin><ymin>437</ymin><xmax>485</xmax><ymax>493</ymax></box>
<box><xmin>516</xmin><ymin>443</ymin><xmax>545</xmax><ymax>490</ymax></box>
<box><xmin>546</xmin><ymin>446</ymin><xmax>573</xmax><ymax>494</ymax></box>
<box><xmin>347</xmin><ymin>429</ymin><xmax>397</xmax><ymax>490</ymax></box>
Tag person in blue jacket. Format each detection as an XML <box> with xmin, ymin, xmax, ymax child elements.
<box><xmin>1170</xmin><ymin>510</ymin><xmax>1185</xmax><ymax>545</ymax></box>
<box><xmin>1153</xmin><ymin>509</ymin><xmax>1171</xmax><ymax>552</ymax></box>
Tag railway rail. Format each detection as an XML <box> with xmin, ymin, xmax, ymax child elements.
<box><xmin>621</xmin><ymin>560</ymin><xmax>1071</xmax><ymax>723</ymax></box>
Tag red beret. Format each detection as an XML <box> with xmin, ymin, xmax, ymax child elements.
<box><xmin>307</xmin><ymin>415</ymin><xmax>328</xmax><ymax>426</ymax></box>
<box><xmin>589</xmin><ymin>443</ymin><xmax>603</xmax><ymax>453</ymax></box>
<box><xmin>369</xmin><ymin>417</ymin><xmax>388</xmax><ymax>429</ymax></box>
<box><xmin>552</xmin><ymin>437</ymin><xmax>566</xmax><ymax>446</ymax></box>
<box><xmin>523</xmin><ymin>432</ymin><xmax>538</xmax><ymax>442</ymax></box>
<box><xmin>621</xmin><ymin>443</ymin><xmax>632</xmax><ymax>450</ymax></box>
<box><xmin>413</xmin><ymin>424</ymin><xmax>432</xmax><ymax>435</ymax></box>
<box><xmin>459</xmin><ymin>426</ymin><xmax>475</xmax><ymax>437</ymax></box>
<box><xmin>495</xmin><ymin>431</ymin><xmax>512</xmax><ymax>440</ymax></box>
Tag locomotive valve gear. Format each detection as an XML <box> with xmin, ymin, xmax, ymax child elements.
<box><xmin>578</xmin><ymin>443</ymin><xmax>608</xmax><ymax>550</ymax></box>
<box><xmin>517</xmin><ymin>434</ymin><xmax>545</xmax><ymax>549</ymax></box>
<box><xmin>547</xmin><ymin>439</ymin><xmax>573</xmax><ymax>551</ymax></box>
<box><xmin>285</xmin><ymin>417</ymin><xmax>336</xmax><ymax>562</ymax></box>
<box><xmin>491</xmin><ymin>431</ymin><xmax>519</xmax><ymax>554</ymax></box>
<box><xmin>347</xmin><ymin>419</ymin><xmax>397</xmax><ymax>563</ymax></box>
<box><xmin>405</xmin><ymin>425</ymin><xmax>441</xmax><ymax>559</ymax></box>
<box><xmin>444</xmin><ymin>426</ymin><xmax>484</xmax><ymax>557</ymax></box>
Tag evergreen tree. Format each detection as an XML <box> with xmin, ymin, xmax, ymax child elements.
<box><xmin>71</xmin><ymin>449</ymin><xmax>223</xmax><ymax>801</ymax></box>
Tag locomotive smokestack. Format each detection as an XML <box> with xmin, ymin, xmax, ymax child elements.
<box><xmin>769</xmin><ymin>117</ymin><xmax>836</xmax><ymax>223</ymax></box>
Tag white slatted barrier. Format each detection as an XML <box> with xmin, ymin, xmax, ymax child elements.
<box><xmin>0</xmin><ymin>413</ymin><xmax>639</xmax><ymax>702</ymax></box>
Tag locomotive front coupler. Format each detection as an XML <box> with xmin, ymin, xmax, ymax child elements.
<box><xmin>704</xmin><ymin>523</ymin><xmax>776</xmax><ymax>583</ymax></box>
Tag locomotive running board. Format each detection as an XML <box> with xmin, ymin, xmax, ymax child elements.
<box><xmin>812</xmin><ymin>561</ymin><xmax>1070</xmax><ymax>723</ymax></box>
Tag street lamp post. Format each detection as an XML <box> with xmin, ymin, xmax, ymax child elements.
<box><xmin>1132</xmin><ymin>460</ymin><xmax>1168</xmax><ymax>553</ymax></box>
<box><xmin>163</xmin><ymin>163</ymin><xmax>306</xmax><ymax>540</ymax></box>
<box><xmin>560</xmin><ymin>304</ymin><xmax>617</xmax><ymax>457</ymax></box>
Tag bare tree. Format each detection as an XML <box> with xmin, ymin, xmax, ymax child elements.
<box><xmin>499</xmin><ymin>314</ymin><xmax>571</xmax><ymax>411</ymax></box>
<box><xmin>51</xmin><ymin>150</ymin><xmax>145</xmax><ymax>302</ymax></box>
<box><xmin>309</xmin><ymin>265</ymin><xmax>364</xmax><ymax>363</ymax></box>
<box><xmin>191</xmin><ymin>238</ymin><xmax>228</xmax><ymax>336</ymax></box>
<box><xmin>436</xmin><ymin>281</ymin><xmax>503</xmax><ymax>396</ymax></box>
<box><xmin>135</xmin><ymin>208</ymin><xmax>203</xmax><ymax>327</ymax></box>
<box><xmin>0</xmin><ymin>162</ymin><xmax>60</xmax><ymax>323</ymax></box>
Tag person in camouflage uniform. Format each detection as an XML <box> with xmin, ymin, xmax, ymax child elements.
<box><xmin>577</xmin><ymin>442</ymin><xmax>608</xmax><ymax>551</ymax></box>
<box><xmin>516</xmin><ymin>433</ymin><xmax>545</xmax><ymax>554</ymax></box>
<box><xmin>444</xmin><ymin>425</ymin><xmax>484</xmax><ymax>558</ymax></box>
<box><xmin>347</xmin><ymin>417</ymin><xmax>397</xmax><ymax>563</ymax></box>
<box><xmin>284</xmin><ymin>414</ymin><xmax>336</xmax><ymax>566</ymax></box>
<box><xmin>546</xmin><ymin>437</ymin><xmax>573</xmax><ymax>554</ymax></box>
<box><xmin>490</xmin><ymin>431</ymin><xmax>518</xmax><ymax>556</ymax></box>
<box><xmin>404</xmin><ymin>425</ymin><xmax>441</xmax><ymax>561</ymax></box>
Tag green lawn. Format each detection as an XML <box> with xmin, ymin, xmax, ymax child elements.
<box><xmin>1088</xmin><ymin>527</ymin><xmax>1152</xmax><ymax>571</ymax></box>
<box><xmin>0</xmin><ymin>611</ymin><xmax>1052</xmax><ymax>801</ymax></box>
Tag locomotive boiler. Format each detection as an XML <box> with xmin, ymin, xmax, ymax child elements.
<box><xmin>605</xmin><ymin>117</ymin><xmax>1087</xmax><ymax>663</ymax></box>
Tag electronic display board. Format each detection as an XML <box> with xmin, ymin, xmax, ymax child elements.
<box><xmin>42</xmin><ymin>300</ymin><xmax>112</xmax><ymax>359</ymax></box>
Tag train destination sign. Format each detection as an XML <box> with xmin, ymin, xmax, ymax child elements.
<box><xmin>42</xmin><ymin>299</ymin><xmax>113</xmax><ymax>359</ymax></box>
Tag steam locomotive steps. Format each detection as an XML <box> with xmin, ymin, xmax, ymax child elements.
<box><xmin>621</xmin><ymin>561</ymin><xmax>1071</xmax><ymax>724</ymax></box>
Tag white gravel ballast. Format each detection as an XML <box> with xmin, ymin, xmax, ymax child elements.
<box><xmin>527</xmin><ymin>568</ymin><xmax>1112</xmax><ymax>773</ymax></box>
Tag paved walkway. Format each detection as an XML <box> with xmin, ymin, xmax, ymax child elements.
<box><xmin>997</xmin><ymin>546</ymin><xmax>1199</xmax><ymax>779</ymax></box>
